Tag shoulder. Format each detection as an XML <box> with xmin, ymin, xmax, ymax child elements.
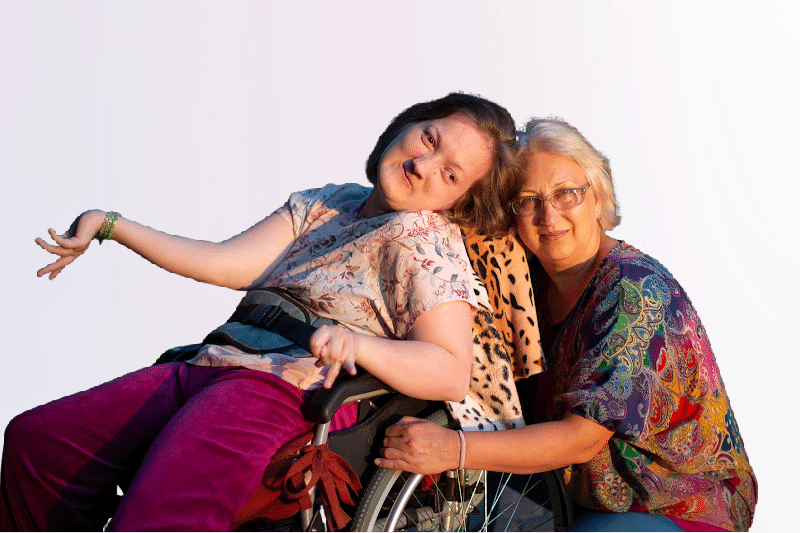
<box><xmin>376</xmin><ymin>211</ymin><xmax>472</xmax><ymax>278</ymax></box>
<box><xmin>595</xmin><ymin>241</ymin><xmax>678</xmax><ymax>291</ymax></box>
<box><xmin>379</xmin><ymin>210</ymin><xmax>464</xmax><ymax>243</ymax></box>
<box><xmin>283</xmin><ymin>183</ymin><xmax>372</xmax><ymax>233</ymax></box>
<box><xmin>585</xmin><ymin>241</ymin><xmax>695</xmax><ymax>326</ymax></box>
<box><xmin>287</xmin><ymin>183</ymin><xmax>371</xmax><ymax>210</ymax></box>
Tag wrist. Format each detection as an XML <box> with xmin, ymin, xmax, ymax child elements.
<box><xmin>455</xmin><ymin>429</ymin><xmax>466</xmax><ymax>470</ymax></box>
<box><xmin>95</xmin><ymin>211</ymin><xmax>121</xmax><ymax>244</ymax></box>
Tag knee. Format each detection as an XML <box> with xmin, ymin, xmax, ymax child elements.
<box><xmin>4</xmin><ymin>409</ymin><xmax>50</xmax><ymax>459</ymax></box>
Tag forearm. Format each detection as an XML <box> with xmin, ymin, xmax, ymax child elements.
<box><xmin>101</xmin><ymin>211</ymin><xmax>293</xmax><ymax>290</ymax></box>
<box><xmin>107</xmin><ymin>215</ymin><xmax>238</xmax><ymax>288</ymax></box>
<box><xmin>376</xmin><ymin>411</ymin><xmax>613</xmax><ymax>475</ymax></box>
<box><xmin>355</xmin><ymin>335</ymin><xmax>470</xmax><ymax>402</ymax></box>
<box><xmin>463</xmin><ymin>414</ymin><xmax>613</xmax><ymax>474</ymax></box>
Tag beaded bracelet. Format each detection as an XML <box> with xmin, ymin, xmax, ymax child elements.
<box><xmin>95</xmin><ymin>211</ymin><xmax>121</xmax><ymax>244</ymax></box>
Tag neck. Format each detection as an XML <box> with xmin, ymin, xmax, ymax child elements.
<box><xmin>539</xmin><ymin>234</ymin><xmax>618</xmax><ymax>323</ymax></box>
<box><xmin>358</xmin><ymin>190</ymin><xmax>387</xmax><ymax>219</ymax></box>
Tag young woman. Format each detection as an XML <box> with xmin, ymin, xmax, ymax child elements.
<box><xmin>1</xmin><ymin>93</ymin><xmax>519</xmax><ymax>531</ymax></box>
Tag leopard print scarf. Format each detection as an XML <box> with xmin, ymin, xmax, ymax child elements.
<box><xmin>446</xmin><ymin>229</ymin><xmax>544</xmax><ymax>431</ymax></box>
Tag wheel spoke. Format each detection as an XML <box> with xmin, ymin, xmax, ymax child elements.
<box><xmin>350</xmin><ymin>409</ymin><xmax>568</xmax><ymax>531</ymax></box>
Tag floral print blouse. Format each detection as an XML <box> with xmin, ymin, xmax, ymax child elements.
<box><xmin>190</xmin><ymin>183</ymin><xmax>479</xmax><ymax>389</ymax></box>
<box><xmin>531</xmin><ymin>242</ymin><xmax>756</xmax><ymax>531</ymax></box>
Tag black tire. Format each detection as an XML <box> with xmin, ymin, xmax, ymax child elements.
<box><xmin>350</xmin><ymin>410</ymin><xmax>572</xmax><ymax>531</ymax></box>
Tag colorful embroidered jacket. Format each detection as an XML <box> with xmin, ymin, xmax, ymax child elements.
<box><xmin>532</xmin><ymin>242</ymin><xmax>756</xmax><ymax>531</ymax></box>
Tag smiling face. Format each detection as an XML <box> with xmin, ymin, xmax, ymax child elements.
<box><xmin>515</xmin><ymin>151</ymin><xmax>604</xmax><ymax>273</ymax></box>
<box><xmin>360</xmin><ymin>114</ymin><xmax>494</xmax><ymax>218</ymax></box>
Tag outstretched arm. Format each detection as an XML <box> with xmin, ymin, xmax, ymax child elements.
<box><xmin>36</xmin><ymin>210</ymin><xmax>295</xmax><ymax>290</ymax></box>
<box><xmin>310</xmin><ymin>300</ymin><xmax>473</xmax><ymax>402</ymax></box>
<box><xmin>375</xmin><ymin>412</ymin><xmax>613</xmax><ymax>475</ymax></box>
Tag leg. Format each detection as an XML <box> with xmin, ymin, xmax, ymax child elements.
<box><xmin>1</xmin><ymin>363</ymin><xmax>190</xmax><ymax>531</ymax></box>
<box><xmin>567</xmin><ymin>509</ymin><xmax>685</xmax><ymax>531</ymax></box>
<box><xmin>108</xmin><ymin>368</ymin><xmax>357</xmax><ymax>531</ymax></box>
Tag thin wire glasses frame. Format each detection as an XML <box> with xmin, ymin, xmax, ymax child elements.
<box><xmin>509</xmin><ymin>183</ymin><xmax>591</xmax><ymax>216</ymax></box>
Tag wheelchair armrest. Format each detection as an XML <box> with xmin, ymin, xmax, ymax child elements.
<box><xmin>302</xmin><ymin>372</ymin><xmax>395</xmax><ymax>424</ymax></box>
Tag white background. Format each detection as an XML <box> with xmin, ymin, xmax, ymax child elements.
<box><xmin>1</xmin><ymin>1</ymin><xmax>796</xmax><ymax>529</ymax></box>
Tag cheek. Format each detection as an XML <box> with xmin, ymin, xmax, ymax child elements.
<box><xmin>515</xmin><ymin>220</ymin><xmax>539</xmax><ymax>250</ymax></box>
<box><xmin>567</xmin><ymin>215</ymin><xmax>600</xmax><ymax>248</ymax></box>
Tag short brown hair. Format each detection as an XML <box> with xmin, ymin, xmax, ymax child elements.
<box><xmin>366</xmin><ymin>93</ymin><xmax>521</xmax><ymax>235</ymax></box>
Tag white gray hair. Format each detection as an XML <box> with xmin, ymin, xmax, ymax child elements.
<box><xmin>518</xmin><ymin>117</ymin><xmax>621</xmax><ymax>230</ymax></box>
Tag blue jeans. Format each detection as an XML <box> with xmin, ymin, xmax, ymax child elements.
<box><xmin>567</xmin><ymin>509</ymin><xmax>685</xmax><ymax>531</ymax></box>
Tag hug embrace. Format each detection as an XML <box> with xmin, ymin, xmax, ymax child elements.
<box><xmin>2</xmin><ymin>93</ymin><xmax>755</xmax><ymax>531</ymax></box>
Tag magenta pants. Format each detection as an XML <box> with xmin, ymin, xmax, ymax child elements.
<box><xmin>0</xmin><ymin>363</ymin><xmax>357</xmax><ymax>531</ymax></box>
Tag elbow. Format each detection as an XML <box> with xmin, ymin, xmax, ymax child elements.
<box><xmin>559</xmin><ymin>414</ymin><xmax>613</xmax><ymax>465</ymax></box>
<box><xmin>572</xmin><ymin>436</ymin><xmax>611</xmax><ymax>465</ymax></box>
<box><xmin>573</xmin><ymin>447</ymin><xmax>602</xmax><ymax>465</ymax></box>
<box><xmin>442</xmin><ymin>367</ymin><xmax>470</xmax><ymax>402</ymax></box>
<box><xmin>444</xmin><ymin>379</ymin><xmax>470</xmax><ymax>403</ymax></box>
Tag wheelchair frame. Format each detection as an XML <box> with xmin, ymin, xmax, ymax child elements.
<box><xmin>303</xmin><ymin>372</ymin><xmax>573</xmax><ymax>532</ymax></box>
<box><xmin>154</xmin><ymin>345</ymin><xmax>573</xmax><ymax>532</ymax></box>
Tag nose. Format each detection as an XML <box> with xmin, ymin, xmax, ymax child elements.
<box><xmin>405</xmin><ymin>153</ymin><xmax>437</xmax><ymax>181</ymax></box>
<box><xmin>402</xmin><ymin>159</ymin><xmax>420</xmax><ymax>179</ymax></box>
<box><xmin>534</xmin><ymin>200</ymin><xmax>560</xmax><ymax>226</ymax></box>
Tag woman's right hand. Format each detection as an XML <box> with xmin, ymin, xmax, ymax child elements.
<box><xmin>375</xmin><ymin>416</ymin><xmax>461</xmax><ymax>474</ymax></box>
<box><xmin>35</xmin><ymin>210</ymin><xmax>105</xmax><ymax>280</ymax></box>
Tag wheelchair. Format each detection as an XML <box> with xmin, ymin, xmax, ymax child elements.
<box><xmin>155</xmin><ymin>341</ymin><xmax>573</xmax><ymax>532</ymax></box>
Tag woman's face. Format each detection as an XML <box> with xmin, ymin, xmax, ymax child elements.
<box><xmin>363</xmin><ymin>114</ymin><xmax>493</xmax><ymax>217</ymax></box>
<box><xmin>515</xmin><ymin>151</ymin><xmax>603</xmax><ymax>272</ymax></box>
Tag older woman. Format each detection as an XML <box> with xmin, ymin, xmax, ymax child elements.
<box><xmin>377</xmin><ymin>118</ymin><xmax>757</xmax><ymax>531</ymax></box>
<box><xmin>1</xmin><ymin>93</ymin><xmax>520</xmax><ymax>531</ymax></box>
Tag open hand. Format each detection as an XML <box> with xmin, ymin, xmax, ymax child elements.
<box><xmin>309</xmin><ymin>324</ymin><xmax>361</xmax><ymax>388</ymax></box>
<box><xmin>35</xmin><ymin>210</ymin><xmax>104</xmax><ymax>280</ymax></box>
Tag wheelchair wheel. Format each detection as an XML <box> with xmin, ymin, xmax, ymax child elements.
<box><xmin>350</xmin><ymin>410</ymin><xmax>572</xmax><ymax>532</ymax></box>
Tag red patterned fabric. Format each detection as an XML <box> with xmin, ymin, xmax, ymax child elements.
<box><xmin>232</xmin><ymin>430</ymin><xmax>362</xmax><ymax>531</ymax></box>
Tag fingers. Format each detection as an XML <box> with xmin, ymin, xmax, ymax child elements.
<box><xmin>47</xmin><ymin>267</ymin><xmax>65</xmax><ymax>280</ymax></box>
<box><xmin>36</xmin><ymin>255</ymin><xmax>76</xmax><ymax>278</ymax></box>
<box><xmin>375</xmin><ymin>433</ymin><xmax>416</xmax><ymax>471</ymax></box>
<box><xmin>374</xmin><ymin>418</ymin><xmax>438</xmax><ymax>472</ymax></box>
<box><xmin>383</xmin><ymin>416</ymin><xmax>425</xmax><ymax>437</ymax></box>
<box><xmin>308</xmin><ymin>326</ymin><xmax>327</xmax><ymax>356</ymax></box>
<box><xmin>310</xmin><ymin>325</ymin><xmax>359</xmax><ymax>378</ymax></box>
<box><xmin>323</xmin><ymin>362</ymin><xmax>341</xmax><ymax>389</ymax></box>
<box><xmin>36</xmin><ymin>233</ymin><xmax>81</xmax><ymax>279</ymax></box>
<box><xmin>48</xmin><ymin>228</ymin><xmax>87</xmax><ymax>249</ymax></box>
<box><xmin>375</xmin><ymin>433</ymin><xmax>431</xmax><ymax>473</ymax></box>
<box><xmin>35</xmin><ymin>212</ymin><xmax>104</xmax><ymax>280</ymax></box>
<box><xmin>374</xmin><ymin>455</ymin><xmax>412</xmax><ymax>471</ymax></box>
<box><xmin>343</xmin><ymin>359</ymin><xmax>357</xmax><ymax>375</ymax></box>
<box><xmin>35</xmin><ymin>230</ymin><xmax>85</xmax><ymax>256</ymax></box>
<box><xmin>35</xmin><ymin>236</ymin><xmax>62</xmax><ymax>255</ymax></box>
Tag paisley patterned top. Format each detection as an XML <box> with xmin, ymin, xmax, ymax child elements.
<box><xmin>531</xmin><ymin>242</ymin><xmax>756</xmax><ymax>531</ymax></box>
<box><xmin>190</xmin><ymin>183</ymin><xmax>479</xmax><ymax>389</ymax></box>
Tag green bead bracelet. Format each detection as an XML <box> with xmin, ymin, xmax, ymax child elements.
<box><xmin>95</xmin><ymin>211</ymin><xmax>121</xmax><ymax>244</ymax></box>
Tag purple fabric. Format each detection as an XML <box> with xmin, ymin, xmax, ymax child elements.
<box><xmin>1</xmin><ymin>362</ymin><xmax>357</xmax><ymax>531</ymax></box>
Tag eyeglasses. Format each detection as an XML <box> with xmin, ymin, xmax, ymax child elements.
<box><xmin>509</xmin><ymin>184</ymin><xmax>591</xmax><ymax>216</ymax></box>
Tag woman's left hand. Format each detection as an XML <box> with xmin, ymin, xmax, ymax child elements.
<box><xmin>309</xmin><ymin>325</ymin><xmax>361</xmax><ymax>388</ymax></box>
<box><xmin>375</xmin><ymin>416</ymin><xmax>460</xmax><ymax>474</ymax></box>
<box><xmin>35</xmin><ymin>210</ymin><xmax>105</xmax><ymax>280</ymax></box>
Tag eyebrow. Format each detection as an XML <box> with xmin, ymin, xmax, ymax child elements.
<box><xmin>520</xmin><ymin>180</ymin><xmax>582</xmax><ymax>194</ymax></box>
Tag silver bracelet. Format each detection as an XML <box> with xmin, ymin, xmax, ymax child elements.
<box><xmin>456</xmin><ymin>429</ymin><xmax>466</xmax><ymax>470</ymax></box>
